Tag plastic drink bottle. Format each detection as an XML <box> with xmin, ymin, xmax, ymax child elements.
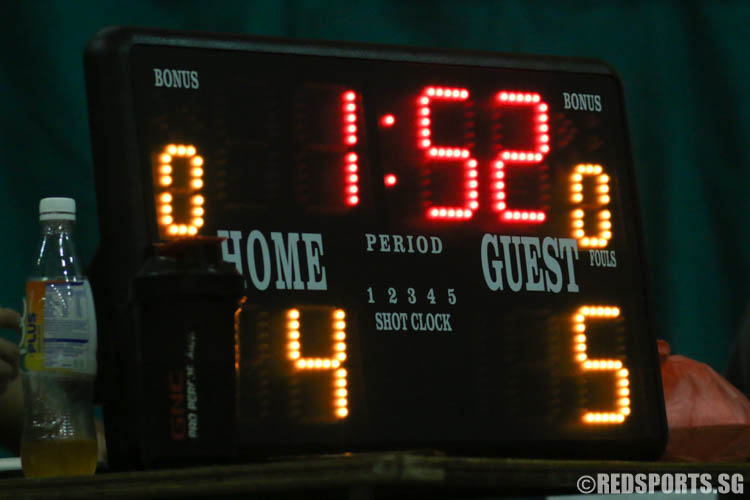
<box><xmin>19</xmin><ymin>197</ymin><xmax>98</xmax><ymax>477</ymax></box>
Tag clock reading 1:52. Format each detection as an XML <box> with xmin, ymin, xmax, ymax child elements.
<box><xmin>152</xmin><ymin>86</ymin><xmax>613</xmax><ymax>251</ymax></box>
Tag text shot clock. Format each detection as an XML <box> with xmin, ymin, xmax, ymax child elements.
<box><xmin>84</xmin><ymin>27</ymin><xmax>667</xmax><ymax>468</ymax></box>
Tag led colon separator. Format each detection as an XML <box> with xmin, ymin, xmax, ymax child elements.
<box><xmin>418</xmin><ymin>87</ymin><xmax>476</xmax><ymax>220</ymax></box>
<box><xmin>157</xmin><ymin>144</ymin><xmax>204</xmax><ymax>237</ymax></box>
<box><xmin>342</xmin><ymin>91</ymin><xmax>360</xmax><ymax>207</ymax></box>
<box><xmin>380</xmin><ymin>114</ymin><xmax>396</xmax><ymax>127</ymax></box>
<box><xmin>573</xmin><ymin>305</ymin><xmax>630</xmax><ymax>424</ymax></box>
<box><xmin>286</xmin><ymin>308</ymin><xmax>349</xmax><ymax>419</ymax></box>
<box><xmin>494</xmin><ymin>92</ymin><xmax>548</xmax><ymax>223</ymax></box>
<box><xmin>570</xmin><ymin>164</ymin><xmax>612</xmax><ymax>248</ymax></box>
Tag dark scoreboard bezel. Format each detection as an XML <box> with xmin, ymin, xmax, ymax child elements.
<box><xmin>84</xmin><ymin>26</ymin><xmax>667</xmax><ymax>466</ymax></box>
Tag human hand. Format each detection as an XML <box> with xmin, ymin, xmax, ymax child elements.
<box><xmin>0</xmin><ymin>307</ymin><xmax>21</xmax><ymax>395</ymax></box>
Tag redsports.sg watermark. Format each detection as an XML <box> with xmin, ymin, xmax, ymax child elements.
<box><xmin>576</xmin><ymin>473</ymin><xmax>744</xmax><ymax>495</ymax></box>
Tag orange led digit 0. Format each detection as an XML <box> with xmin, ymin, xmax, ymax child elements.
<box><xmin>156</xmin><ymin>143</ymin><xmax>205</xmax><ymax>237</ymax></box>
<box><xmin>573</xmin><ymin>305</ymin><xmax>630</xmax><ymax>424</ymax></box>
<box><xmin>570</xmin><ymin>164</ymin><xmax>612</xmax><ymax>248</ymax></box>
<box><xmin>286</xmin><ymin>308</ymin><xmax>349</xmax><ymax>419</ymax></box>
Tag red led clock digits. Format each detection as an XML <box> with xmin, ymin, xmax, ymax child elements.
<box><xmin>418</xmin><ymin>87</ymin><xmax>477</xmax><ymax>220</ymax></box>
<box><xmin>342</xmin><ymin>91</ymin><xmax>360</xmax><ymax>207</ymax></box>
<box><xmin>286</xmin><ymin>308</ymin><xmax>349</xmax><ymax>420</ymax></box>
<box><xmin>156</xmin><ymin>144</ymin><xmax>205</xmax><ymax>237</ymax></box>
<box><xmin>572</xmin><ymin>305</ymin><xmax>630</xmax><ymax>424</ymax></box>
<box><xmin>493</xmin><ymin>92</ymin><xmax>549</xmax><ymax>223</ymax></box>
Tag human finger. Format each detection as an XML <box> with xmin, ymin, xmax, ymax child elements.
<box><xmin>0</xmin><ymin>337</ymin><xmax>20</xmax><ymax>380</ymax></box>
<box><xmin>0</xmin><ymin>307</ymin><xmax>21</xmax><ymax>332</ymax></box>
<box><xmin>0</xmin><ymin>358</ymin><xmax>14</xmax><ymax>392</ymax></box>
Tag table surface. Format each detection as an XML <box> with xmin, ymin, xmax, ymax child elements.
<box><xmin>1</xmin><ymin>452</ymin><xmax>749</xmax><ymax>499</ymax></box>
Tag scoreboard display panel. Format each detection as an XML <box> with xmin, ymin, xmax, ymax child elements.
<box><xmin>84</xmin><ymin>27</ymin><xmax>667</xmax><ymax>464</ymax></box>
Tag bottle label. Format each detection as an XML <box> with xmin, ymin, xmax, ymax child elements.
<box><xmin>22</xmin><ymin>280</ymin><xmax>97</xmax><ymax>375</ymax></box>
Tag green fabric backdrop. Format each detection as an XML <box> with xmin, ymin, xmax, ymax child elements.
<box><xmin>1</xmin><ymin>0</ymin><xmax>749</xmax><ymax>459</ymax></box>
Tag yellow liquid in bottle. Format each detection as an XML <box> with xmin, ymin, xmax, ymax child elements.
<box><xmin>21</xmin><ymin>439</ymin><xmax>98</xmax><ymax>478</ymax></box>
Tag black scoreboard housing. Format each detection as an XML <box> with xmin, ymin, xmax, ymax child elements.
<box><xmin>84</xmin><ymin>27</ymin><xmax>667</xmax><ymax>469</ymax></box>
